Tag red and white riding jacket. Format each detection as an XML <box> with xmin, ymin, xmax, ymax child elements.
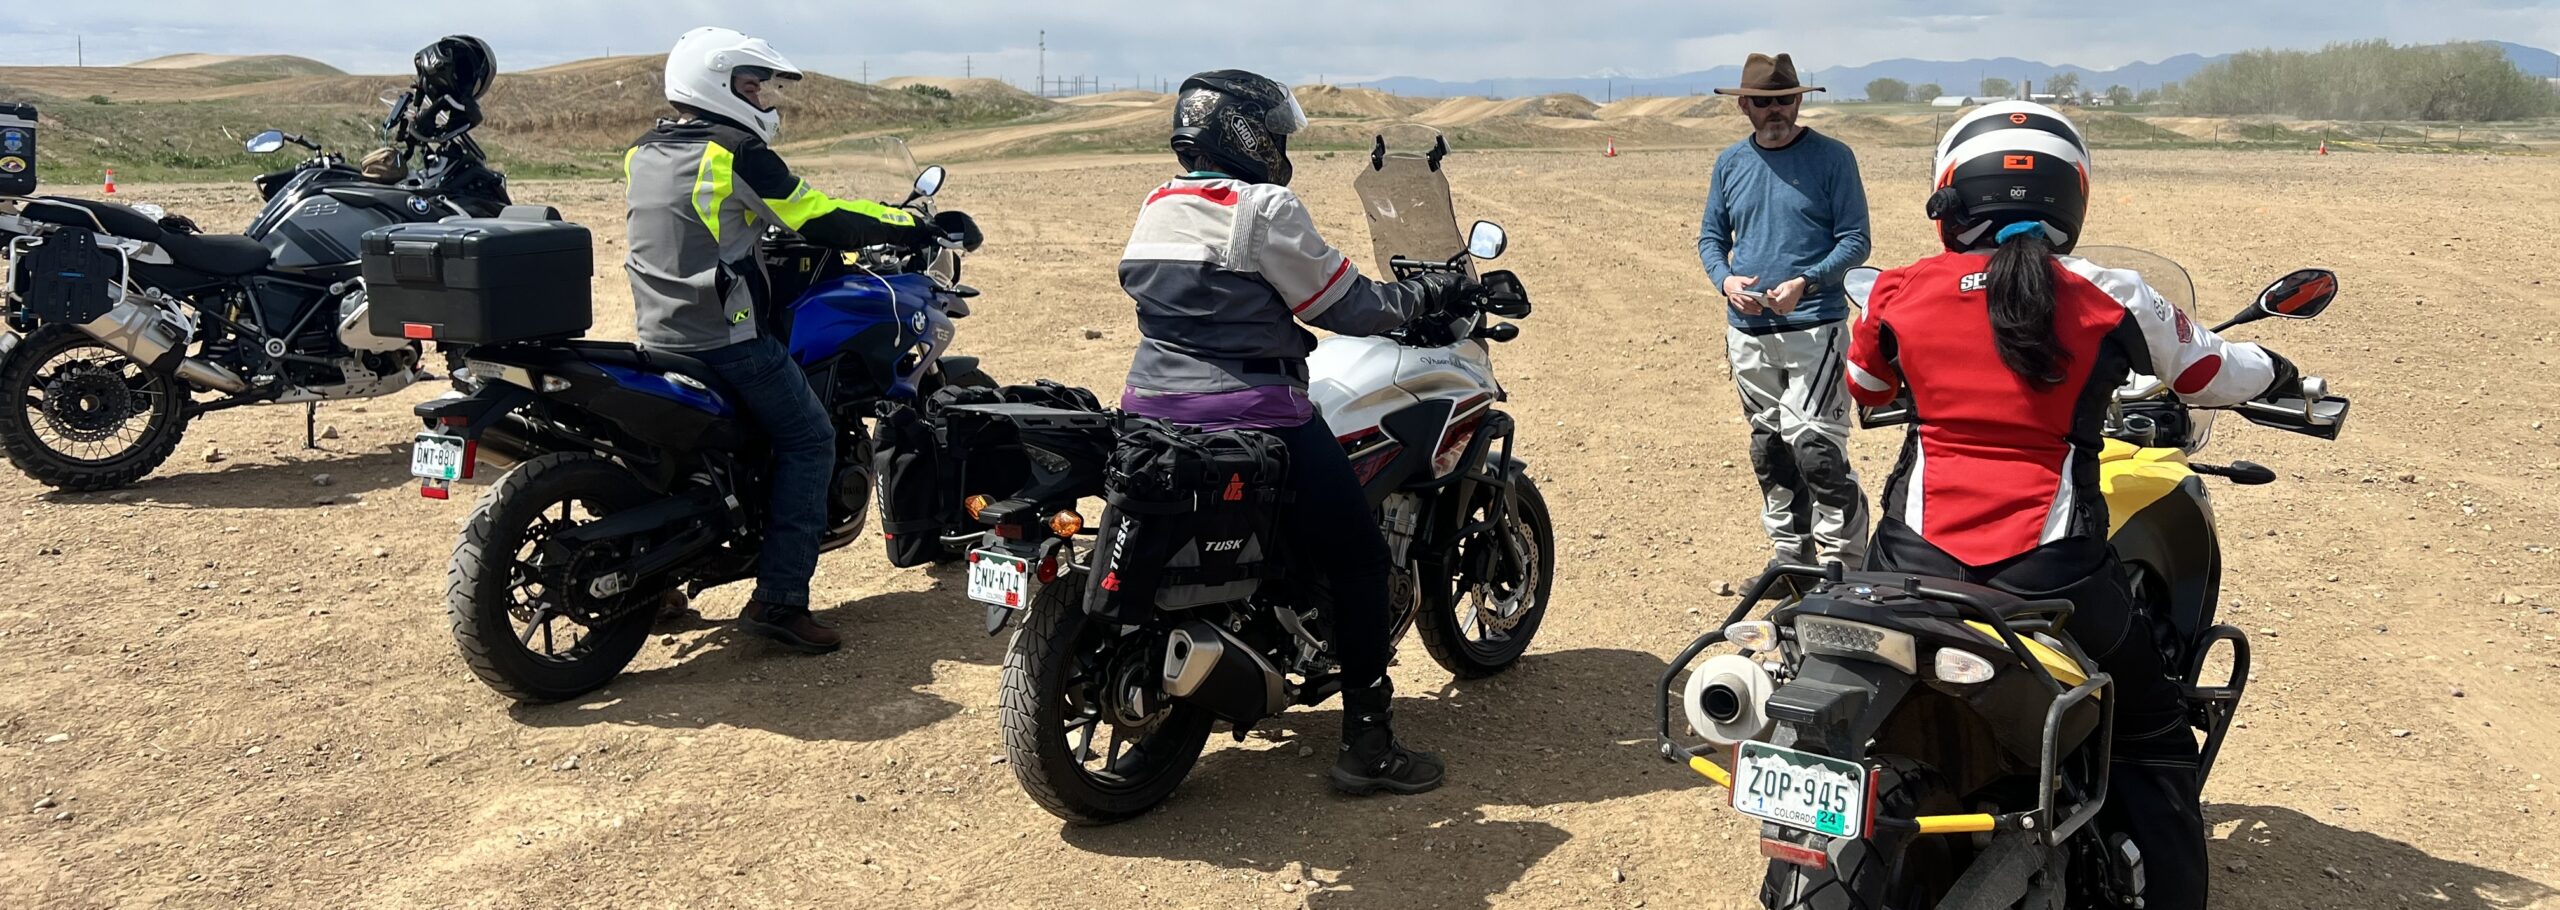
<box><xmin>1845</xmin><ymin>251</ymin><xmax>2282</xmax><ymax>566</ymax></box>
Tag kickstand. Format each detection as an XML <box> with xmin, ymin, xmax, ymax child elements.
<box><xmin>304</xmin><ymin>401</ymin><xmax>318</xmax><ymax>449</ymax></box>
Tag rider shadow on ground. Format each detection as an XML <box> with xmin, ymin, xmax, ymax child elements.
<box><xmin>2208</xmin><ymin>804</ymin><xmax>2556</xmax><ymax>909</ymax></box>
<box><xmin>57</xmin><ymin>444</ymin><xmax>416</xmax><ymax>509</ymax></box>
<box><xmin>506</xmin><ymin>571</ymin><xmax>1008</xmax><ymax>744</ymax></box>
<box><xmin>1062</xmin><ymin>646</ymin><xmax>1689</xmax><ymax>910</ymax></box>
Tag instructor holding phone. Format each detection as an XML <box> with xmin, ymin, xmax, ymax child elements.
<box><xmin>1697</xmin><ymin>52</ymin><xmax>1872</xmax><ymax>568</ymax></box>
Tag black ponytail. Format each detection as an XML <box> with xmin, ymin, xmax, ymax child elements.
<box><xmin>1985</xmin><ymin>227</ymin><xmax>2069</xmax><ymax>387</ymax></box>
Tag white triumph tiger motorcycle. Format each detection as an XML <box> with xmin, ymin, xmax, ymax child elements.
<box><xmin>953</xmin><ymin>126</ymin><xmax>1556</xmax><ymax>823</ymax></box>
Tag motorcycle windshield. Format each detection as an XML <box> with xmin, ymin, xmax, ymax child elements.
<box><xmin>2073</xmin><ymin>245</ymin><xmax>2194</xmax><ymax>317</ymax></box>
<box><xmin>827</xmin><ymin>136</ymin><xmax>924</xmax><ymax>209</ymax></box>
<box><xmin>2076</xmin><ymin>245</ymin><xmax>2215</xmax><ymax>449</ymax></box>
<box><xmin>1352</xmin><ymin>124</ymin><xmax>1468</xmax><ymax>279</ymax></box>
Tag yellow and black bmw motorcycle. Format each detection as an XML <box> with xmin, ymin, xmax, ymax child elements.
<box><xmin>1653</xmin><ymin>248</ymin><xmax>2348</xmax><ymax>909</ymax></box>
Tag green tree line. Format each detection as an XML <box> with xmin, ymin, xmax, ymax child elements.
<box><xmin>2179</xmin><ymin>40</ymin><xmax>2557</xmax><ymax>121</ymax></box>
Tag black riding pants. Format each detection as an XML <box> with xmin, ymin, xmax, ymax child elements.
<box><xmin>1264</xmin><ymin>416</ymin><xmax>1398</xmax><ymax>728</ymax></box>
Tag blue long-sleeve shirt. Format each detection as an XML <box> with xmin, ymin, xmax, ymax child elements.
<box><xmin>1697</xmin><ymin>128</ymin><xmax>1871</xmax><ymax>330</ymax></box>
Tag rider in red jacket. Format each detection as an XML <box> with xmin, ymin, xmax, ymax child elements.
<box><xmin>1845</xmin><ymin>101</ymin><xmax>2304</xmax><ymax>910</ymax></box>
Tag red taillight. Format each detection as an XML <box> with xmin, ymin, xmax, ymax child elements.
<box><xmin>402</xmin><ymin>323</ymin><xmax>435</xmax><ymax>340</ymax></box>
<box><xmin>967</xmin><ymin>551</ymin><xmax>981</xmax><ymax>563</ymax></box>
<box><xmin>420</xmin><ymin>480</ymin><xmax>450</xmax><ymax>500</ymax></box>
<box><xmin>460</xmin><ymin>440</ymin><xmax>478</xmax><ymax>480</ymax></box>
<box><xmin>1037</xmin><ymin>556</ymin><xmax>1059</xmax><ymax>584</ymax></box>
<box><xmin>993</xmin><ymin>523</ymin><xmax>1025</xmax><ymax>540</ymax></box>
<box><xmin>1759</xmin><ymin>838</ymin><xmax>1828</xmax><ymax>869</ymax></box>
<box><xmin>438</xmin><ymin>416</ymin><xmax>469</xmax><ymax>427</ymax></box>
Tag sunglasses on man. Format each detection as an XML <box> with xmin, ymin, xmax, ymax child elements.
<box><xmin>1749</xmin><ymin>95</ymin><xmax>1800</xmax><ymax>109</ymax></box>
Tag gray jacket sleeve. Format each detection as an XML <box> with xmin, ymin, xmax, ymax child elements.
<box><xmin>1250</xmin><ymin>187</ymin><xmax>1425</xmax><ymax>337</ymax></box>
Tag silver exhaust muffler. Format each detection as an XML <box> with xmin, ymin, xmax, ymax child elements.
<box><xmin>1162</xmin><ymin>620</ymin><xmax>1289</xmax><ymax>723</ymax></box>
<box><xmin>74</xmin><ymin>297</ymin><xmax>247</xmax><ymax>394</ymax></box>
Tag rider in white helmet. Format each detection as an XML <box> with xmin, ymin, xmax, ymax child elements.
<box><xmin>625</xmin><ymin>27</ymin><xmax>981</xmax><ymax>652</ymax></box>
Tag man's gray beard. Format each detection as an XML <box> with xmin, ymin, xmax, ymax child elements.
<box><xmin>1756</xmin><ymin>122</ymin><xmax>1796</xmax><ymax>144</ymax></box>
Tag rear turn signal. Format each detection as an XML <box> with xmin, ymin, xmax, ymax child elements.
<box><xmin>1049</xmin><ymin>510</ymin><xmax>1084</xmax><ymax>537</ymax></box>
<box><xmin>1759</xmin><ymin>838</ymin><xmax>1829</xmax><ymax>870</ymax></box>
<box><xmin>964</xmin><ymin>494</ymin><xmax>991</xmax><ymax>519</ymax></box>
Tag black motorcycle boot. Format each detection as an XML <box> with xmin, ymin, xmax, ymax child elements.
<box><xmin>737</xmin><ymin>600</ymin><xmax>842</xmax><ymax>654</ymax></box>
<box><xmin>1329</xmin><ymin>702</ymin><xmax>1446</xmax><ymax>796</ymax></box>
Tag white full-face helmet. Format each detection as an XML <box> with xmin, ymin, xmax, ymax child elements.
<box><xmin>664</xmin><ymin>27</ymin><xmax>803</xmax><ymax>143</ymax></box>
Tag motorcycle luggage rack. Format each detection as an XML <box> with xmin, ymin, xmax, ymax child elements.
<box><xmin>1655</xmin><ymin>563</ymin><xmax>2117</xmax><ymax>845</ymax></box>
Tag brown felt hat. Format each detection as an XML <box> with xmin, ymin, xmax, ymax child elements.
<box><xmin>1714</xmin><ymin>53</ymin><xmax>1825</xmax><ymax>97</ymax></box>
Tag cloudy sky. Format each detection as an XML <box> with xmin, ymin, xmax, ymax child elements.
<box><xmin>4</xmin><ymin>1</ymin><xmax>2555</xmax><ymax>85</ymax></box>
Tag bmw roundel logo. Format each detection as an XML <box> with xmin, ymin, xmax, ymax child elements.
<box><xmin>910</xmin><ymin>312</ymin><xmax>928</xmax><ymax>334</ymax></box>
<box><xmin>407</xmin><ymin>195</ymin><xmax>432</xmax><ymax>214</ymax></box>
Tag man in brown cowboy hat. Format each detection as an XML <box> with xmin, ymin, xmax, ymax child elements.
<box><xmin>1697</xmin><ymin>52</ymin><xmax>1873</xmax><ymax>570</ymax></box>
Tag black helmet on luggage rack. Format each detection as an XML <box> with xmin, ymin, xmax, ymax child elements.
<box><xmin>414</xmin><ymin>35</ymin><xmax>497</xmax><ymax>102</ymax></box>
<box><xmin>1171</xmin><ymin>70</ymin><xmax>1308</xmax><ymax>187</ymax></box>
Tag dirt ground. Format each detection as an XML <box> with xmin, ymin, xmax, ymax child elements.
<box><xmin>3</xmin><ymin>143</ymin><xmax>2558</xmax><ymax>909</ymax></box>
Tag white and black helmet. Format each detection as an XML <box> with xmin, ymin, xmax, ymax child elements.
<box><xmin>1928</xmin><ymin>101</ymin><xmax>2091</xmax><ymax>252</ymax></box>
<box><xmin>1171</xmin><ymin>70</ymin><xmax>1309</xmax><ymax>186</ymax></box>
<box><xmin>664</xmin><ymin>27</ymin><xmax>803</xmax><ymax>143</ymax></box>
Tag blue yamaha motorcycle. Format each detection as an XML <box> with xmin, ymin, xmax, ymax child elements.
<box><xmin>414</xmin><ymin>143</ymin><xmax>993</xmax><ymax>703</ymax></box>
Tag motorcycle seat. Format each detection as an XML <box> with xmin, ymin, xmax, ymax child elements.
<box><xmin>21</xmin><ymin>196</ymin><xmax>165</xmax><ymax>240</ymax></box>
<box><xmin>552</xmin><ymin>341</ymin><xmax>739</xmax><ymax>400</ymax></box>
<box><xmin>157</xmin><ymin>231</ymin><xmax>271</xmax><ymax>276</ymax></box>
<box><xmin>22</xmin><ymin>196</ymin><xmax>270</xmax><ymax>276</ymax></box>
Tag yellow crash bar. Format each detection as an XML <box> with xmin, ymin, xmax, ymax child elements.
<box><xmin>1688</xmin><ymin>755</ymin><xmax>1734</xmax><ymax>789</ymax></box>
<box><xmin>1914</xmin><ymin>814</ymin><xmax>1998</xmax><ymax>834</ymax></box>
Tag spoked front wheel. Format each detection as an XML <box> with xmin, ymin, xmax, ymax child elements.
<box><xmin>1417</xmin><ymin>462</ymin><xmax>1555</xmax><ymax>677</ymax></box>
<box><xmin>0</xmin><ymin>326</ymin><xmax>191</xmax><ymax>491</ymax></box>
<box><xmin>999</xmin><ymin>579</ymin><xmax>1213</xmax><ymax>825</ymax></box>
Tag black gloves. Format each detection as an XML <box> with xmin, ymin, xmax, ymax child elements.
<box><xmin>2256</xmin><ymin>350</ymin><xmax>2305</xmax><ymax>401</ymax></box>
<box><xmin>1408</xmin><ymin>272</ymin><xmax>1473</xmax><ymax>313</ymax></box>
<box><xmin>156</xmin><ymin>213</ymin><xmax>201</xmax><ymax>235</ymax></box>
<box><xmin>910</xmin><ymin>210</ymin><xmax>983</xmax><ymax>252</ymax></box>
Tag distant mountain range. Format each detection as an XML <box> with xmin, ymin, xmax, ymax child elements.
<box><xmin>1349</xmin><ymin>41</ymin><xmax>2560</xmax><ymax>100</ymax></box>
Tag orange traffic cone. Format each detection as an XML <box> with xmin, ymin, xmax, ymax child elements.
<box><xmin>1604</xmin><ymin>139</ymin><xmax>1618</xmax><ymax>158</ymax></box>
<box><xmin>2317</xmin><ymin>140</ymin><xmax>2328</xmax><ymax>156</ymax></box>
<box><xmin>102</xmin><ymin>169</ymin><xmax>116</xmax><ymax>194</ymax></box>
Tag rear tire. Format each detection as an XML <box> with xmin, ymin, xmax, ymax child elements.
<box><xmin>1417</xmin><ymin>463</ymin><xmax>1554</xmax><ymax>678</ymax></box>
<box><xmin>1760</xmin><ymin>756</ymin><xmax>1965</xmax><ymax>910</ymax></box>
<box><xmin>0</xmin><ymin>326</ymin><xmax>190</xmax><ymax>491</ymax></box>
<box><xmin>447</xmin><ymin>453</ymin><xmax>657</xmax><ymax>704</ymax></box>
<box><xmin>1000</xmin><ymin>579</ymin><xmax>1213</xmax><ymax>824</ymax></box>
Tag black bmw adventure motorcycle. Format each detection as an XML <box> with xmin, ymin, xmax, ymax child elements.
<box><xmin>0</xmin><ymin>79</ymin><xmax>510</xmax><ymax>491</ymax></box>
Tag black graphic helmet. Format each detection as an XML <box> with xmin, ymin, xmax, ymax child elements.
<box><xmin>414</xmin><ymin>35</ymin><xmax>497</xmax><ymax>102</ymax></box>
<box><xmin>1172</xmin><ymin>70</ymin><xmax>1308</xmax><ymax>186</ymax></box>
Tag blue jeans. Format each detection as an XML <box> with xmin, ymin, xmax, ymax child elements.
<box><xmin>693</xmin><ymin>336</ymin><xmax>835</xmax><ymax>610</ymax></box>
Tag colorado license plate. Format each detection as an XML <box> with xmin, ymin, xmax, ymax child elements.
<box><xmin>411</xmin><ymin>432</ymin><xmax>468</xmax><ymax>482</ymax></box>
<box><xmin>1732</xmin><ymin>741</ymin><xmax>1868</xmax><ymax>839</ymax></box>
<box><xmin>966</xmin><ymin>549</ymin><xmax>1031</xmax><ymax>609</ymax></box>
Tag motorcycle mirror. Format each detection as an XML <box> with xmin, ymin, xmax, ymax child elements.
<box><xmin>1467</xmin><ymin>220</ymin><xmax>1508</xmax><ymax>261</ymax></box>
<box><xmin>2218</xmin><ymin>268</ymin><xmax>2337</xmax><ymax>332</ymax></box>
<box><xmin>1843</xmin><ymin>266</ymin><xmax>1882</xmax><ymax>308</ymax></box>
<box><xmin>245</xmin><ymin>130</ymin><xmax>288</xmax><ymax>155</ymax></box>
<box><xmin>2254</xmin><ymin>268</ymin><xmax>2337</xmax><ymax>321</ymax></box>
<box><xmin>913</xmin><ymin>165</ymin><xmax>946</xmax><ymax>198</ymax></box>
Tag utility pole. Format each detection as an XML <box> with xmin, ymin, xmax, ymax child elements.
<box><xmin>966</xmin><ymin>55</ymin><xmax>972</xmax><ymax>78</ymax></box>
<box><xmin>1038</xmin><ymin>31</ymin><xmax>1046</xmax><ymax>98</ymax></box>
<box><xmin>77</xmin><ymin>35</ymin><xmax>83</xmax><ymax>67</ymax></box>
<box><xmin>862</xmin><ymin>60</ymin><xmax>869</xmax><ymax>83</ymax></box>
